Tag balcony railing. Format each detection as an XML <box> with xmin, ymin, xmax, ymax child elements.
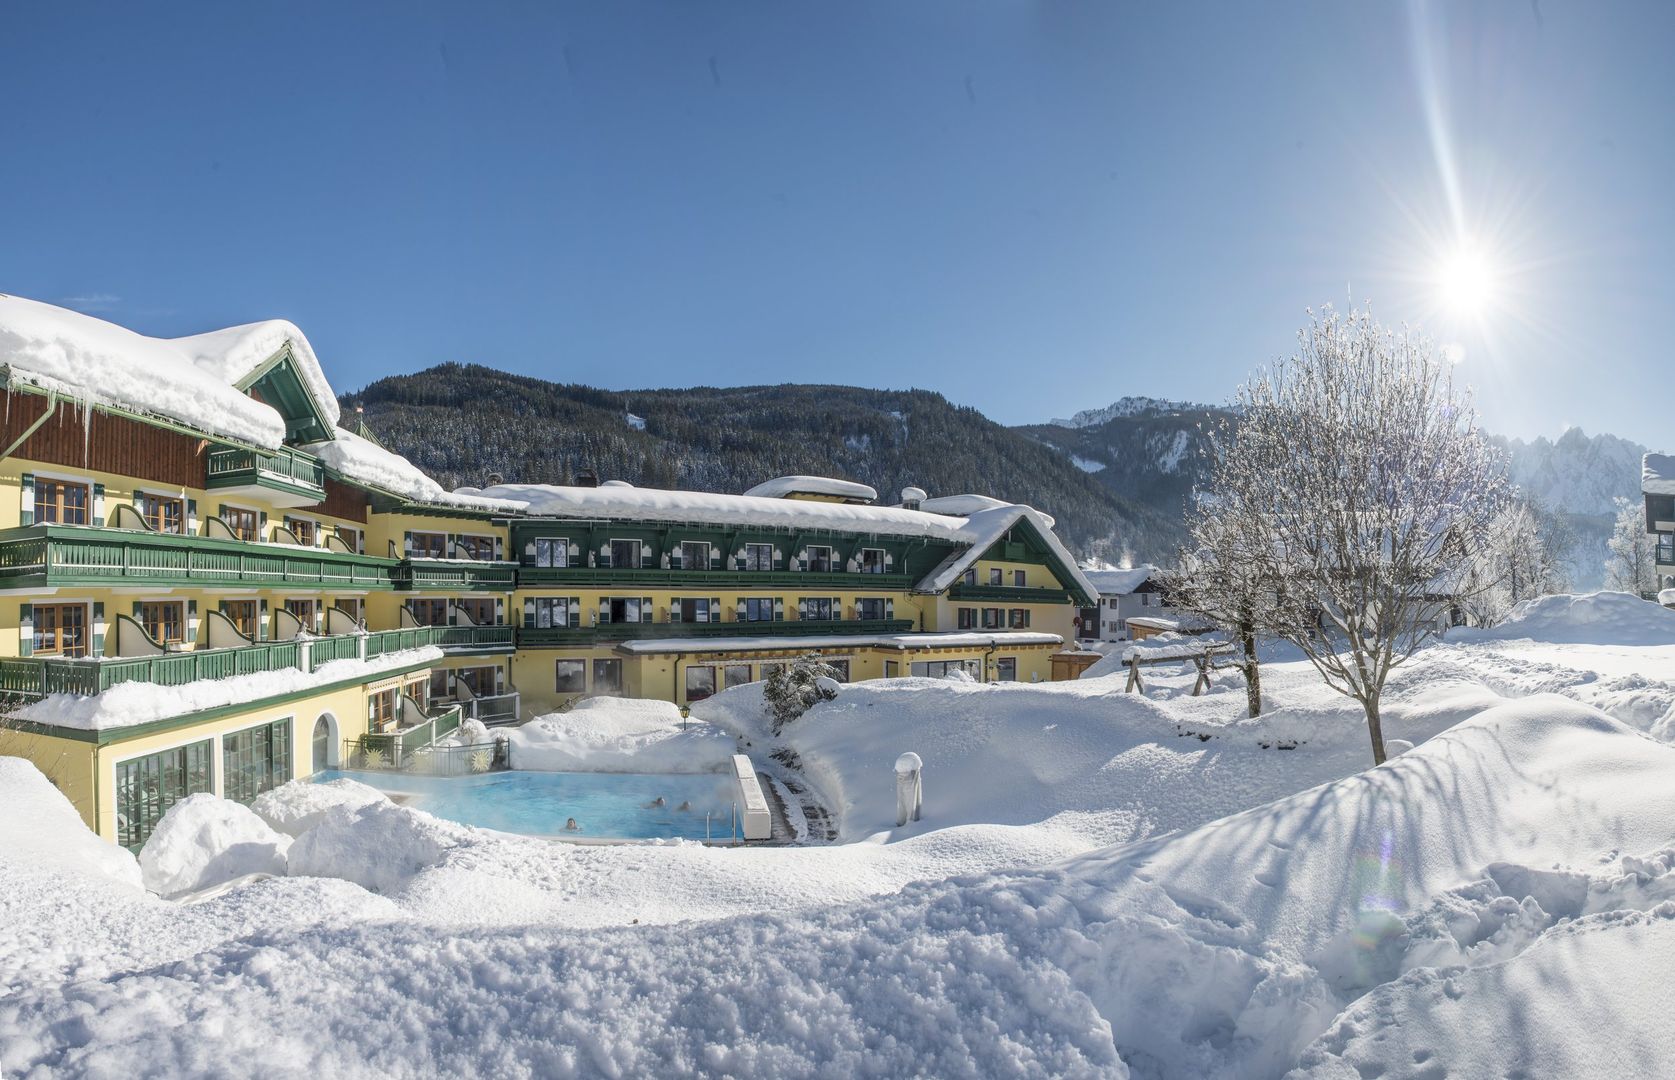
<box><xmin>393</xmin><ymin>558</ymin><xmax>520</xmax><ymax>591</ymax></box>
<box><xmin>0</xmin><ymin>524</ymin><xmax>398</xmax><ymax>590</ymax></box>
<box><xmin>516</xmin><ymin>618</ymin><xmax>916</xmax><ymax>647</ymax></box>
<box><xmin>947</xmin><ymin>583</ymin><xmax>1072</xmax><ymax>604</ymax></box>
<box><xmin>206</xmin><ymin>446</ymin><xmax>327</xmax><ymax>499</ymax></box>
<box><xmin>513</xmin><ymin>566</ymin><xmax>916</xmax><ymax>589</ymax></box>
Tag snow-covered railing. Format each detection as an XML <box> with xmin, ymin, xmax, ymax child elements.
<box><xmin>517</xmin><ymin>618</ymin><xmax>914</xmax><ymax>646</ymax></box>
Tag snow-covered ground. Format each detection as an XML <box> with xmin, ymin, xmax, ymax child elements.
<box><xmin>5</xmin><ymin>592</ymin><xmax>1675</xmax><ymax>1078</ymax></box>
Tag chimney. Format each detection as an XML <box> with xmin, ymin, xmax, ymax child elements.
<box><xmin>485</xmin><ymin>472</ymin><xmax>503</xmax><ymax>487</ymax></box>
<box><xmin>573</xmin><ymin>468</ymin><xmax>599</xmax><ymax>488</ymax></box>
<box><xmin>900</xmin><ymin>485</ymin><xmax>927</xmax><ymax>511</ymax></box>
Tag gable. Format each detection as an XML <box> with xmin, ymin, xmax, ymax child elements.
<box><xmin>239</xmin><ymin>345</ymin><xmax>334</xmax><ymax>444</ymax></box>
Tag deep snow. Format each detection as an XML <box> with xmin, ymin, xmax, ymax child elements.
<box><xmin>5</xmin><ymin>596</ymin><xmax>1675</xmax><ymax>1077</ymax></box>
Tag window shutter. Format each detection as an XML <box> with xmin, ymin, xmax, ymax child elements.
<box><xmin>797</xmin><ymin>599</ymin><xmax>808</xmax><ymax>619</ymax></box>
<box><xmin>569</xmin><ymin>598</ymin><xmax>580</xmax><ymax>628</ymax></box>
<box><xmin>20</xmin><ymin>474</ymin><xmax>34</xmax><ymax>526</ymax></box>
<box><xmin>18</xmin><ymin>603</ymin><xmax>31</xmax><ymax>655</ymax></box>
<box><xmin>259</xmin><ymin>511</ymin><xmax>268</xmax><ymax>533</ymax></box>
<box><xmin>598</xmin><ymin>544</ymin><xmax>610</xmax><ymax>568</ymax></box>
<box><xmin>886</xmin><ymin>599</ymin><xmax>894</xmax><ymax>620</ymax></box>
<box><xmin>404</xmin><ymin>531</ymin><xmax>414</xmax><ymax>557</ymax></box>
<box><xmin>494</xmin><ymin>537</ymin><xmax>503</xmax><ymax>560</ymax></box>
<box><xmin>92</xmin><ymin>482</ymin><xmax>105</xmax><ymax>526</ymax></box>
<box><xmin>495</xmin><ymin>598</ymin><xmax>505</xmax><ymax>624</ymax></box>
<box><xmin>710</xmin><ymin>546</ymin><xmax>721</xmax><ymax>565</ymax></box>
<box><xmin>92</xmin><ymin>601</ymin><xmax>105</xmax><ymax>655</ymax></box>
<box><xmin>670</xmin><ymin>547</ymin><xmax>682</xmax><ymax>570</ymax></box>
<box><xmin>710</xmin><ymin>598</ymin><xmax>721</xmax><ymax>623</ymax></box>
<box><xmin>773</xmin><ymin>548</ymin><xmax>783</xmax><ymax>570</ymax></box>
<box><xmin>523</xmin><ymin>598</ymin><xmax>534</xmax><ymax>627</ymax></box>
<box><xmin>641</xmin><ymin>597</ymin><xmax>653</xmax><ymax>624</ymax></box>
<box><xmin>671</xmin><ymin>601</ymin><xmax>682</xmax><ymax>624</ymax></box>
<box><xmin>736</xmin><ymin>600</ymin><xmax>747</xmax><ymax>621</ymax></box>
<box><xmin>599</xmin><ymin>600</ymin><xmax>611</xmax><ymax>625</ymax></box>
<box><xmin>774</xmin><ymin>598</ymin><xmax>784</xmax><ymax>621</ymax></box>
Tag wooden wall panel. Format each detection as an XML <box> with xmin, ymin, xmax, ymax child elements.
<box><xmin>1</xmin><ymin>392</ymin><xmax>206</xmax><ymax>488</ymax></box>
<box><xmin>317</xmin><ymin>475</ymin><xmax>370</xmax><ymax>523</ymax></box>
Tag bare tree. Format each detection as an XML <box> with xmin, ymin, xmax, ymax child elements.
<box><xmin>1164</xmin><ymin>512</ymin><xmax>1274</xmax><ymax>718</ymax></box>
<box><xmin>1604</xmin><ymin>495</ymin><xmax>1658</xmax><ymax>597</ymax></box>
<box><xmin>1201</xmin><ymin>306</ymin><xmax>1508</xmax><ymax>765</ymax></box>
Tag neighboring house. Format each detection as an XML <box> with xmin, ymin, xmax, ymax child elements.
<box><xmin>1644</xmin><ymin>453</ymin><xmax>1675</xmax><ymax>590</ymax></box>
<box><xmin>1078</xmin><ymin>565</ymin><xmax>1175</xmax><ymax>641</ymax></box>
<box><xmin>0</xmin><ymin>295</ymin><xmax>1099</xmax><ymax>853</ymax></box>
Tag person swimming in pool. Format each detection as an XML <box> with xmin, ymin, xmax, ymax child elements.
<box><xmin>645</xmin><ymin>796</ymin><xmax>666</xmax><ymax>809</ymax></box>
<box><xmin>565</xmin><ymin>817</ymin><xmax>580</xmax><ymax>831</ymax></box>
<box><xmin>676</xmin><ymin>800</ymin><xmax>692</xmax><ymax>812</ymax></box>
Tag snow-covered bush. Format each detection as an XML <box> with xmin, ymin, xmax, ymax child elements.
<box><xmin>286</xmin><ymin>801</ymin><xmax>464</xmax><ymax>894</ymax></box>
<box><xmin>139</xmin><ymin>794</ymin><xmax>291</xmax><ymax>898</ymax></box>
<box><xmin>250</xmin><ymin>777</ymin><xmax>388</xmax><ymax>838</ymax></box>
<box><xmin>763</xmin><ymin>653</ymin><xmax>841</xmax><ymax>734</ymax></box>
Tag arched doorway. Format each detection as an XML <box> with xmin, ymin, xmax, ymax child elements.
<box><xmin>311</xmin><ymin>713</ymin><xmax>339</xmax><ymax>773</ymax></box>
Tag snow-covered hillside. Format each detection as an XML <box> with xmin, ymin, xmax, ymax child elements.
<box><xmin>1049</xmin><ymin>396</ymin><xmax>1210</xmax><ymax>429</ymax></box>
<box><xmin>7</xmin><ymin>595</ymin><xmax>1675</xmax><ymax>1077</ymax></box>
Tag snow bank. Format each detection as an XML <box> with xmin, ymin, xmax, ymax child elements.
<box><xmin>138</xmin><ymin>795</ymin><xmax>290</xmax><ymax>899</ymax></box>
<box><xmin>16</xmin><ymin>646</ymin><xmax>443</xmax><ymax>730</ymax></box>
<box><xmin>286</xmin><ymin>801</ymin><xmax>469</xmax><ymax>895</ymax></box>
<box><xmin>742</xmin><ymin>475</ymin><xmax>878</xmax><ymax>502</ymax></box>
<box><xmin>508</xmin><ymin>697</ymin><xmax>739</xmax><ymax>773</ymax></box>
<box><xmin>0</xmin><ymin>294</ymin><xmax>288</xmax><ymax>447</ymax></box>
<box><xmin>251</xmin><ymin>777</ymin><xmax>389</xmax><ymax>838</ymax></box>
<box><xmin>0</xmin><ymin>757</ymin><xmax>141</xmax><ymax>891</ymax></box>
<box><xmin>1453</xmin><ymin>590</ymin><xmax>1675</xmax><ymax>645</ymax></box>
<box><xmin>170</xmin><ymin>318</ymin><xmax>339</xmax><ymax>426</ymax></box>
<box><xmin>302</xmin><ymin>427</ymin><xmax>522</xmax><ymax>513</ymax></box>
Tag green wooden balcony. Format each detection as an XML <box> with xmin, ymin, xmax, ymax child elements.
<box><xmin>393</xmin><ymin>558</ymin><xmax>519</xmax><ymax>591</ymax></box>
<box><xmin>517</xmin><ymin>618</ymin><xmax>916</xmax><ymax>647</ymax></box>
<box><xmin>512</xmin><ymin>566</ymin><xmax>916</xmax><ymax>589</ymax></box>
<box><xmin>947</xmin><ymin>583</ymin><xmax>1072</xmax><ymax>604</ymax></box>
<box><xmin>364</xmin><ymin>625</ymin><xmax>515</xmax><ymax>656</ymax></box>
<box><xmin>0</xmin><ymin>524</ymin><xmax>398</xmax><ymax>590</ymax></box>
<box><xmin>206</xmin><ymin>445</ymin><xmax>327</xmax><ymax>506</ymax></box>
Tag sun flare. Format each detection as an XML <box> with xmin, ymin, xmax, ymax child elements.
<box><xmin>1434</xmin><ymin>245</ymin><xmax>1497</xmax><ymax>315</ymax></box>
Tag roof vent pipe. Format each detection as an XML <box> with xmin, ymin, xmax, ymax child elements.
<box><xmin>572</xmin><ymin>468</ymin><xmax>599</xmax><ymax>488</ymax></box>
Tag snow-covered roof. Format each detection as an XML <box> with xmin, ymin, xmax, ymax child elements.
<box><xmin>614</xmin><ymin>631</ymin><xmax>1065</xmax><ymax>655</ymax></box>
<box><xmin>302</xmin><ymin>427</ymin><xmax>524</xmax><ymax>514</ymax></box>
<box><xmin>921</xmin><ymin>493</ymin><xmax>1055</xmax><ymax>529</ymax></box>
<box><xmin>742</xmin><ymin>475</ymin><xmax>879</xmax><ymax>503</ymax></box>
<box><xmin>0</xmin><ymin>294</ymin><xmax>290</xmax><ymax>447</ymax></box>
<box><xmin>917</xmin><ymin>505</ymin><xmax>1099</xmax><ymax>603</ymax></box>
<box><xmin>170</xmin><ymin>319</ymin><xmax>340</xmax><ymax>427</ymax></box>
<box><xmin>1083</xmin><ymin>566</ymin><xmax>1157</xmax><ymax>596</ymax></box>
<box><xmin>1643</xmin><ymin>453</ymin><xmax>1675</xmax><ymax>496</ymax></box>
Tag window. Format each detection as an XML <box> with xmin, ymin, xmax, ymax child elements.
<box><xmin>1009</xmin><ymin>608</ymin><xmax>1031</xmax><ymax>629</ymax></box>
<box><xmin>458</xmin><ymin>666</ymin><xmax>497</xmax><ymax>695</ymax></box>
<box><xmin>884</xmin><ymin>661</ymin><xmax>899</xmax><ymax>678</ymax></box>
<box><xmin>223</xmin><ymin>718</ymin><xmax>291</xmax><ymax>804</ymax></box>
<box><xmin>911</xmin><ymin>659</ymin><xmax>982</xmax><ymax>679</ymax></box>
<box><xmin>724</xmin><ymin>664</ymin><xmax>752</xmax><ymax>689</ymax></box>
<box><xmin>139</xmin><ymin>601</ymin><xmax>184</xmax><ymax>645</ymax></box>
<box><xmin>223</xmin><ymin>506</ymin><xmax>258</xmax><ymax>542</ymax></box>
<box><xmin>456</xmin><ymin>534</ymin><xmax>496</xmax><ymax>560</ymax></box>
<box><xmin>222</xmin><ymin>600</ymin><xmax>259</xmax><ymax>638</ymax></box>
<box><xmin>284</xmin><ymin>516</ymin><xmax>317</xmax><ymax>546</ymax></box>
<box><xmin>982</xmin><ymin>607</ymin><xmax>1004</xmax><ymax>629</ymax></box>
<box><xmin>592</xmin><ymin>659</ymin><xmax>623</xmax><ymax>694</ymax></box>
<box><xmin>610</xmin><ymin>539</ymin><xmax>642</xmax><ymax>569</ymax></box>
<box><xmin>801</xmin><ymin>597</ymin><xmax>835</xmax><ymax>621</ymax></box>
<box><xmin>456</xmin><ymin>597</ymin><xmax>497</xmax><ymax>625</ymax></box>
<box><xmin>826</xmin><ymin>659</ymin><xmax>849</xmax><ymax>682</ymax></box>
<box><xmin>681</xmin><ymin>541</ymin><xmax>711</xmax><ymax>570</ymax></box>
<box><xmin>1660</xmin><ymin>533</ymin><xmax>1675</xmax><ymax>566</ymax></box>
<box><xmin>535</xmin><ymin>538</ymin><xmax>569</xmax><ymax>568</ymax></box>
<box><xmin>1014</xmin><ymin>569</ymin><xmax>1027</xmax><ymax>588</ymax></box>
<box><xmin>555</xmin><ymin>659</ymin><xmax>586</xmax><ymax>693</ymax></box>
<box><xmin>740</xmin><ymin>597</ymin><xmax>777</xmax><ymax>622</ymax></box>
<box><xmin>856</xmin><ymin>598</ymin><xmax>887</xmax><ymax>621</ymax></box>
<box><xmin>744</xmin><ymin>543</ymin><xmax>774</xmax><ymax>571</ymax></box>
<box><xmin>805</xmin><ymin>545</ymin><xmax>833</xmax><ymax>572</ymax></box>
<box><xmin>533</xmin><ymin>597</ymin><xmax>570</xmax><ymax>629</ymax></box>
<box><xmin>140</xmin><ymin>492</ymin><xmax>184</xmax><ymax>534</ymax></box>
<box><xmin>285</xmin><ymin>598</ymin><xmax>319</xmax><ymax>631</ymax></box>
<box><xmin>674</xmin><ymin>597</ymin><xmax>712</xmax><ymax>623</ymax></box>
<box><xmin>685</xmin><ymin>666</ymin><xmax>717</xmax><ymax>701</ymax></box>
<box><xmin>429</xmin><ymin>668</ymin><xmax>451</xmax><ymax>700</ymax></box>
<box><xmin>409</xmin><ymin>531</ymin><xmax>447</xmax><ymax>559</ymax></box>
<box><xmin>369</xmin><ymin>689</ymin><xmax>397</xmax><ymax>732</ymax></box>
<box><xmin>962</xmin><ymin>569</ymin><xmax>977</xmax><ymax>587</ymax></box>
<box><xmin>989</xmin><ymin>567</ymin><xmax>1003</xmax><ymax>586</ymax></box>
<box><xmin>1141</xmin><ymin>593</ymin><xmax>1154</xmax><ymax>608</ymax></box>
<box><xmin>334</xmin><ymin>598</ymin><xmax>363</xmax><ymax>625</ymax></box>
<box><xmin>37</xmin><ymin>478</ymin><xmax>89</xmax><ymax>525</ymax></box>
<box><xmin>312</xmin><ymin>715</ymin><xmax>333</xmax><ymax>773</ymax></box>
<box><xmin>604</xmin><ymin>597</ymin><xmax>643</xmax><ymax>623</ymax></box>
<box><xmin>407</xmin><ymin>598</ymin><xmax>448</xmax><ymax>626</ymax></box>
<box><xmin>116</xmin><ymin>740</ymin><xmax>213</xmax><ymax>853</ymax></box>
<box><xmin>859</xmin><ymin>548</ymin><xmax>886</xmax><ymax>574</ymax></box>
<box><xmin>957</xmin><ymin>607</ymin><xmax>976</xmax><ymax>630</ymax></box>
<box><xmin>33</xmin><ymin>603</ymin><xmax>88</xmax><ymax>657</ymax></box>
<box><xmin>337</xmin><ymin>525</ymin><xmax>363</xmax><ymax>553</ymax></box>
<box><xmin>996</xmin><ymin>657</ymin><xmax>1017</xmax><ymax>682</ymax></box>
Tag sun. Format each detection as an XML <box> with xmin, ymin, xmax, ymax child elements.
<box><xmin>1434</xmin><ymin>245</ymin><xmax>1497</xmax><ymax>315</ymax></box>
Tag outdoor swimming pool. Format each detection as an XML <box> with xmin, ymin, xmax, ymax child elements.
<box><xmin>312</xmin><ymin>768</ymin><xmax>747</xmax><ymax>841</ymax></box>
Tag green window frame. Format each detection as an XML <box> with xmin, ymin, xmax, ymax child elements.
<box><xmin>116</xmin><ymin>739</ymin><xmax>213</xmax><ymax>853</ymax></box>
<box><xmin>222</xmin><ymin>717</ymin><xmax>292</xmax><ymax>805</ymax></box>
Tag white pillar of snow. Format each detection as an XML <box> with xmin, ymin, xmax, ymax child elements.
<box><xmin>895</xmin><ymin>752</ymin><xmax>923</xmax><ymax>827</ymax></box>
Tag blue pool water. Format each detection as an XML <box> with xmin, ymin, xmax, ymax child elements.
<box><xmin>312</xmin><ymin>769</ymin><xmax>744</xmax><ymax>841</ymax></box>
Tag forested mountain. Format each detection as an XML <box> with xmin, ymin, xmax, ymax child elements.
<box><xmin>342</xmin><ymin>364</ymin><xmax>1177</xmax><ymax>561</ymax></box>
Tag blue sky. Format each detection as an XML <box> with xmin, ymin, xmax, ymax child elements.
<box><xmin>2</xmin><ymin>2</ymin><xmax>1671</xmax><ymax>446</ymax></box>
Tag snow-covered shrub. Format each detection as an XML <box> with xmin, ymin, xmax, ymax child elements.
<box><xmin>250</xmin><ymin>777</ymin><xmax>388</xmax><ymax>838</ymax></box>
<box><xmin>286</xmin><ymin>801</ymin><xmax>464</xmax><ymax>895</ymax></box>
<box><xmin>139</xmin><ymin>794</ymin><xmax>291</xmax><ymax>898</ymax></box>
<box><xmin>763</xmin><ymin>653</ymin><xmax>841</xmax><ymax>734</ymax></box>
